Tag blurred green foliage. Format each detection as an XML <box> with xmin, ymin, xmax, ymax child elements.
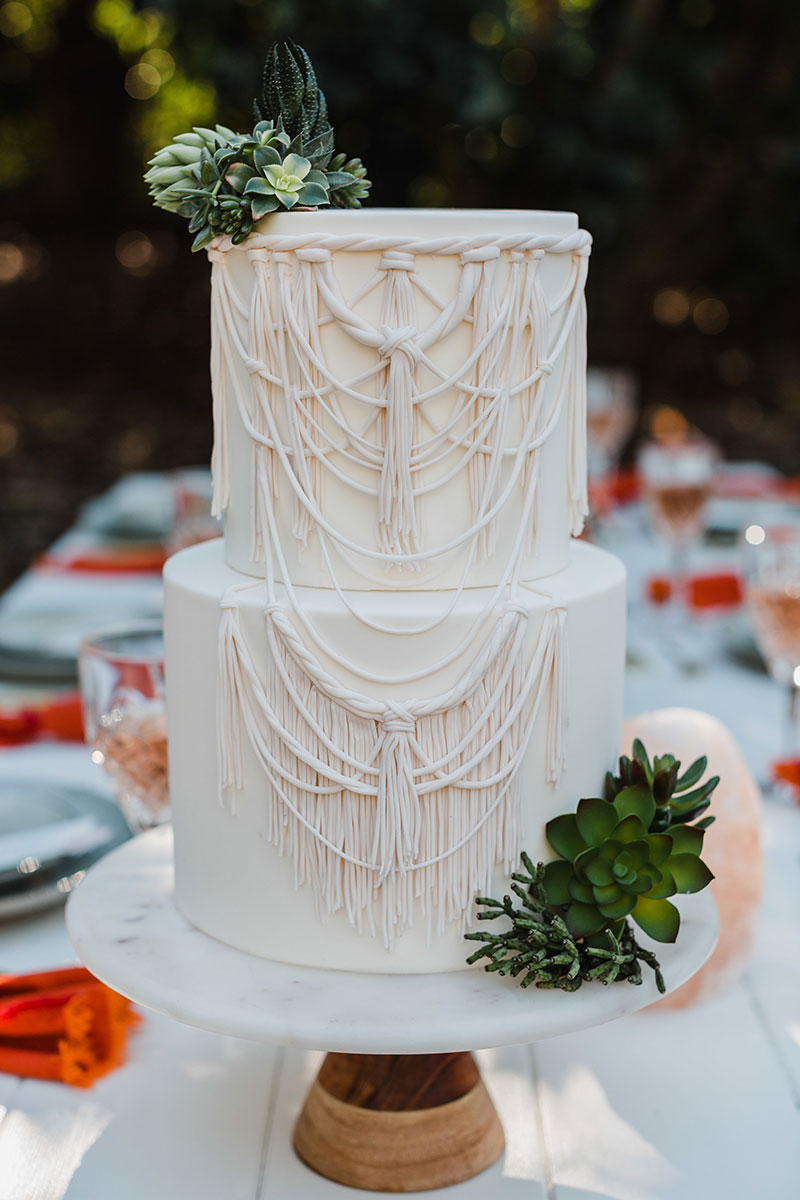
<box><xmin>0</xmin><ymin>0</ymin><xmax>798</xmax><ymax>583</ymax></box>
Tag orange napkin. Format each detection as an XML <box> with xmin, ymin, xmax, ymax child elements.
<box><xmin>773</xmin><ymin>759</ymin><xmax>800</xmax><ymax>802</ymax></box>
<box><xmin>0</xmin><ymin>967</ymin><xmax>141</xmax><ymax>1087</ymax></box>
<box><xmin>35</xmin><ymin>546</ymin><xmax>167</xmax><ymax>574</ymax></box>
<box><xmin>646</xmin><ymin>572</ymin><xmax>743</xmax><ymax>610</ymax></box>
<box><xmin>0</xmin><ymin>692</ymin><xmax>85</xmax><ymax>747</ymax></box>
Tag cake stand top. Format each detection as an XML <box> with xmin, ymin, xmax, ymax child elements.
<box><xmin>66</xmin><ymin>827</ymin><xmax>717</xmax><ymax>1054</ymax></box>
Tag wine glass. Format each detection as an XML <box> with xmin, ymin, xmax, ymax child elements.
<box><xmin>78</xmin><ymin>621</ymin><xmax>169</xmax><ymax>832</ymax></box>
<box><xmin>742</xmin><ymin>523</ymin><xmax>800</xmax><ymax>757</ymax></box>
<box><xmin>638</xmin><ymin>435</ymin><xmax>717</xmax><ymax>595</ymax></box>
<box><xmin>586</xmin><ymin>367</ymin><xmax>636</xmax><ymax>520</ymax></box>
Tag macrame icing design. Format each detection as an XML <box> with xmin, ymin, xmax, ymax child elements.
<box><xmin>208</xmin><ymin>228</ymin><xmax>590</xmax><ymax>946</ymax></box>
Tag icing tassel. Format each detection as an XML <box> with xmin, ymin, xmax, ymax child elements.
<box><xmin>208</xmin><ymin>253</ymin><xmax>231</xmax><ymax>518</ymax></box>
<box><xmin>377</xmin><ymin>252</ymin><xmax>420</xmax><ymax>557</ymax></box>
<box><xmin>217</xmin><ymin>597</ymin><xmax>246</xmax><ymax>810</ymax></box>
<box><xmin>565</xmin><ymin>255</ymin><xmax>589</xmax><ymax>536</ymax></box>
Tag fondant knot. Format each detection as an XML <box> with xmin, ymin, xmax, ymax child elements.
<box><xmin>272</xmin><ymin>251</ymin><xmax>293</xmax><ymax>266</ymax></box>
<box><xmin>245</xmin><ymin>247</ymin><xmax>271</xmax><ymax>264</ymax></box>
<box><xmin>539</xmin><ymin>359</ymin><xmax>554</xmax><ymax>376</ymax></box>
<box><xmin>460</xmin><ymin>245</ymin><xmax>501</xmax><ymax>264</ymax></box>
<box><xmin>294</xmin><ymin>247</ymin><xmax>331</xmax><ymax>263</ymax></box>
<box><xmin>379</xmin><ymin>705</ymin><xmax>415</xmax><ymax>734</ymax></box>
<box><xmin>264</xmin><ymin>603</ymin><xmax>283</xmax><ymax>617</ymax></box>
<box><xmin>206</xmin><ymin>248</ymin><xmax>226</xmax><ymax>264</ymax></box>
<box><xmin>379</xmin><ymin>251</ymin><xmax>415</xmax><ymax>271</ymax></box>
<box><xmin>506</xmin><ymin>602</ymin><xmax>529</xmax><ymax>619</ymax></box>
<box><xmin>378</xmin><ymin>324</ymin><xmax>421</xmax><ymax>366</ymax></box>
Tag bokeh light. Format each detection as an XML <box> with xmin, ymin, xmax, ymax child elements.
<box><xmin>653</xmin><ymin>288</ymin><xmax>691</xmax><ymax>326</ymax></box>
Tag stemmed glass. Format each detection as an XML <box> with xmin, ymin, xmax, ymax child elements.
<box><xmin>78</xmin><ymin>621</ymin><xmax>169</xmax><ymax>832</ymax></box>
<box><xmin>742</xmin><ymin>523</ymin><xmax>800</xmax><ymax>757</ymax></box>
<box><xmin>586</xmin><ymin>367</ymin><xmax>636</xmax><ymax>519</ymax></box>
<box><xmin>638</xmin><ymin>435</ymin><xmax>717</xmax><ymax>599</ymax></box>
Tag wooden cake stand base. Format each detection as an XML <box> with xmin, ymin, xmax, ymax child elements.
<box><xmin>294</xmin><ymin>1051</ymin><xmax>504</xmax><ymax>1192</ymax></box>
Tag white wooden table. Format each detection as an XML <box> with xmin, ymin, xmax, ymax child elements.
<box><xmin>0</xmin><ymin>497</ymin><xmax>799</xmax><ymax>1198</ymax></box>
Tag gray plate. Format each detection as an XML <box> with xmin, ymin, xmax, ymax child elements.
<box><xmin>0</xmin><ymin>779</ymin><xmax>131</xmax><ymax>917</ymax></box>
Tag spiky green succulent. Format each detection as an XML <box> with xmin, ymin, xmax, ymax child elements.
<box><xmin>144</xmin><ymin>126</ymin><xmax>236</xmax><ymax>214</ymax></box>
<box><xmin>542</xmin><ymin>790</ymin><xmax>713</xmax><ymax>943</ymax></box>
<box><xmin>254</xmin><ymin>38</ymin><xmax>335</xmax><ymax>169</ymax></box>
<box><xmin>328</xmin><ymin>153</ymin><xmax>372</xmax><ymax>208</ymax></box>
<box><xmin>144</xmin><ymin>40</ymin><xmax>371</xmax><ymax>246</ymax></box>
<box><xmin>605</xmin><ymin>739</ymin><xmax>718</xmax><ymax>834</ymax></box>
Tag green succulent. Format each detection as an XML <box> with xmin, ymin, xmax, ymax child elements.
<box><xmin>171</xmin><ymin>150</ymin><xmax>253</xmax><ymax>252</ymax></box>
<box><xmin>253</xmin><ymin>38</ymin><xmax>335</xmax><ymax>170</ymax></box>
<box><xmin>221</xmin><ymin>128</ymin><xmax>331</xmax><ymax>217</ymax></box>
<box><xmin>327</xmin><ymin>153</ymin><xmax>372</xmax><ymax>209</ymax></box>
<box><xmin>144</xmin><ymin>125</ymin><xmax>236</xmax><ymax>213</ymax></box>
<box><xmin>144</xmin><ymin>41</ymin><xmax>371</xmax><ymax>246</ymax></box>
<box><xmin>543</xmin><ymin>790</ymin><xmax>714</xmax><ymax>943</ymax></box>
<box><xmin>466</xmin><ymin>854</ymin><xmax>666</xmax><ymax>993</ymax></box>
<box><xmin>605</xmin><ymin>738</ymin><xmax>719</xmax><ymax>833</ymax></box>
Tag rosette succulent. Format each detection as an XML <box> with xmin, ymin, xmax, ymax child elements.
<box><xmin>605</xmin><ymin>738</ymin><xmax>718</xmax><ymax>833</ymax></box>
<box><xmin>220</xmin><ymin>126</ymin><xmax>330</xmax><ymax>217</ymax></box>
<box><xmin>542</xmin><ymin>790</ymin><xmax>713</xmax><ymax>943</ymax></box>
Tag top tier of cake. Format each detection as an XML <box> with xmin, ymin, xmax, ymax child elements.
<box><xmin>208</xmin><ymin>208</ymin><xmax>590</xmax><ymax>591</ymax></box>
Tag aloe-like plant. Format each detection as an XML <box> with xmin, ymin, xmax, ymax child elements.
<box><xmin>604</xmin><ymin>738</ymin><xmax>719</xmax><ymax>833</ymax></box>
<box><xmin>542</xmin><ymin>789</ymin><xmax>714</xmax><ymax>943</ymax></box>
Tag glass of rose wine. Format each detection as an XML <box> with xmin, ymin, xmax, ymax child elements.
<box><xmin>638</xmin><ymin>435</ymin><xmax>717</xmax><ymax>595</ymax></box>
<box><xmin>78</xmin><ymin>621</ymin><xmax>169</xmax><ymax>833</ymax></box>
<box><xmin>742</xmin><ymin>523</ymin><xmax>800</xmax><ymax>755</ymax></box>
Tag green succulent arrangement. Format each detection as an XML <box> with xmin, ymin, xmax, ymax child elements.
<box><xmin>465</xmin><ymin>740</ymin><xmax>717</xmax><ymax>993</ymax></box>
<box><xmin>144</xmin><ymin>39</ymin><xmax>371</xmax><ymax>251</ymax></box>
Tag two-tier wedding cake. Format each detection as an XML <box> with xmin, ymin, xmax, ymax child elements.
<box><xmin>162</xmin><ymin>206</ymin><xmax>626</xmax><ymax>973</ymax></box>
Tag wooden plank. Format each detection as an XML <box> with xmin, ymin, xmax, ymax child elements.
<box><xmin>535</xmin><ymin>987</ymin><xmax>800</xmax><ymax>1200</ymax></box>
<box><xmin>745</xmin><ymin>799</ymin><xmax>800</xmax><ymax>1105</ymax></box>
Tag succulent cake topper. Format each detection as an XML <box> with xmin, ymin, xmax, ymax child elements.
<box><xmin>144</xmin><ymin>39</ymin><xmax>371</xmax><ymax>251</ymax></box>
<box><xmin>466</xmin><ymin>739</ymin><xmax>716</xmax><ymax>992</ymax></box>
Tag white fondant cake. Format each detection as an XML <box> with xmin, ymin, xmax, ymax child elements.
<box><xmin>163</xmin><ymin>208</ymin><xmax>627</xmax><ymax>973</ymax></box>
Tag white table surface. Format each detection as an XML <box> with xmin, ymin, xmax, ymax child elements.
<box><xmin>0</xmin><ymin>491</ymin><xmax>798</xmax><ymax>1199</ymax></box>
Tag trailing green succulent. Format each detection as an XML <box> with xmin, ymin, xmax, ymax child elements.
<box><xmin>144</xmin><ymin>40</ymin><xmax>371</xmax><ymax>250</ymax></box>
<box><xmin>144</xmin><ymin>125</ymin><xmax>236</xmax><ymax>214</ymax></box>
<box><xmin>542</xmin><ymin>790</ymin><xmax>713</xmax><ymax>943</ymax></box>
<box><xmin>604</xmin><ymin>738</ymin><xmax>718</xmax><ymax>833</ymax></box>
<box><xmin>465</xmin><ymin>855</ymin><xmax>666</xmax><ymax>993</ymax></box>
<box><xmin>328</xmin><ymin>153</ymin><xmax>372</xmax><ymax>209</ymax></box>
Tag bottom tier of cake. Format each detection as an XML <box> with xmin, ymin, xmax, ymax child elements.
<box><xmin>163</xmin><ymin>539</ymin><xmax>626</xmax><ymax>973</ymax></box>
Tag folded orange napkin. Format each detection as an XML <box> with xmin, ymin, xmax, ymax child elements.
<box><xmin>0</xmin><ymin>692</ymin><xmax>85</xmax><ymax>747</ymax></box>
<box><xmin>35</xmin><ymin>546</ymin><xmax>167</xmax><ymax>574</ymax></box>
<box><xmin>0</xmin><ymin>967</ymin><xmax>141</xmax><ymax>1087</ymax></box>
<box><xmin>646</xmin><ymin>572</ymin><xmax>743</xmax><ymax>611</ymax></box>
<box><xmin>773</xmin><ymin>759</ymin><xmax>800</xmax><ymax>802</ymax></box>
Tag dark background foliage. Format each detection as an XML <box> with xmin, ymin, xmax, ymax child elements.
<box><xmin>1</xmin><ymin>0</ymin><xmax>798</xmax><ymax>586</ymax></box>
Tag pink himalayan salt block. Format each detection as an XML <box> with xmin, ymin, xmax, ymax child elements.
<box><xmin>622</xmin><ymin>707</ymin><xmax>764</xmax><ymax>1009</ymax></box>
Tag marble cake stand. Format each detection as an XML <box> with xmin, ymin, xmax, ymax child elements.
<box><xmin>66</xmin><ymin>827</ymin><xmax>718</xmax><ymax>1193</ymax></box>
